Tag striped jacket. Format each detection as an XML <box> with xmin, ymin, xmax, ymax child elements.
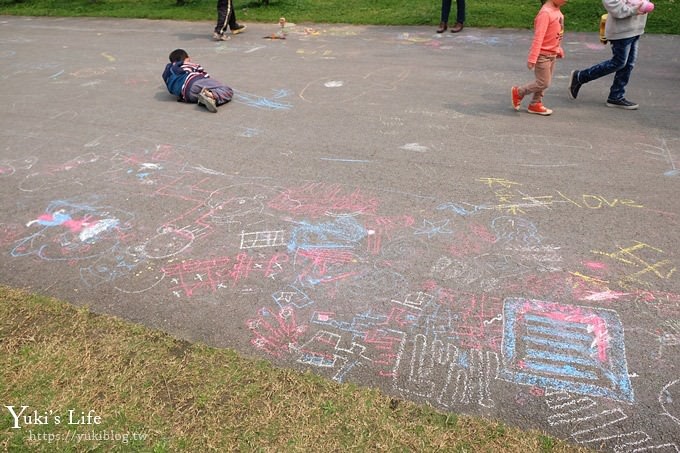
<box><xmin>162</xmin><ymin>60</ymin><xmax>210</xmax><ymax>101</ymax></box>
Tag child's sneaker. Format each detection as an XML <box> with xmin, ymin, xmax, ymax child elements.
<box><xmin>605</xmin><ymin>98</ymin><xmax>639</xmax><ymax>110</ymax></box>
<box><xmin>568</xmin><ymin>70</ymin><xmax>582</xmax><ymax>100</ymax></box>
<box><xmin>511</xmin><ymin>86</ymin><xmax>522</xmax><ymax>111</ymax></box>
<box><xmin>231</xmin><ymin>24</ymin><xmax>247</xmax><ymax>35</ymax></box>
<box><xmin>198</xmin><ymin>89</ymin><xmax>218</xmax><ymax>113</ymax></box>
<box><xmin>527</xmin><ymin>102</ymin><xmax>552</xmax><ymax>116</ymax></box>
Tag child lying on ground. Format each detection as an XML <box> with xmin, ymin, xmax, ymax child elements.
<box><xmin>162</xmin><ymin>48</ymin><xmax>233</xmax><ymax>113</ymax></box>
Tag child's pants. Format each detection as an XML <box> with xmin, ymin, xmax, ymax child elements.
<box><xmin>520</xmin><ymin>54</ymin><xmax>556</xmax><ymax>104</ymax></box>
<box><xmin>575</xmin><ymin>35</ymin><xmax>639</xmax><ymax>102</ymax></box>
<box><xmin>189</xmin><ymin>78</ymin><xmax>234</xmax><ymax>106</ymax></box>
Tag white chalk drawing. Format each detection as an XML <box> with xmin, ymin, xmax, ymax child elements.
<box><xmin>393</xmin><ymin>333</ymin><xmax>499</xmax><ymax>409</ymax></box>
<box><xmin>660</xmin><ymin>380</ymin><xmax>680</xmax><ymax>427</ymax></box>
<box><xmin>544</xmin><ymin>389</ymin><xmax>679</xmax><ymax>452</ymax></box>
<box><xmin>240</xmin><ymin>230</ymin><xmax>286</xmax><ymax>249</ymax></box>
<box><xmin>636</xmin><ymin>137</ymin><xmax>679</xmax><ymax>177</ymax></box>
<box><xmin>138</xmin><ymin>227</ymin><xmax>194</xmax><ymax>260</ymax></box>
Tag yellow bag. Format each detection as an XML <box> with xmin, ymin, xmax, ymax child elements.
<box><xmin>599</xmin><ymin>13</ymin><xmax>608</xmax><ymax>44</ymax></box>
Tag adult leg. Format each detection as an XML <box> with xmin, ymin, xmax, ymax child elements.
<box><xmin>438</xmin><ymin>0</ymin><xmax>452</xmax><ymax>32</ymax></box>
<box><xmin>456</xmin><ymin>0</ymin><xmax>465</xmax><ymax>25</ymax></box>
<box><xmin>227</xmin><ymin>0</ymin><xmax>247</xmax><ymax>34</ymax></box>
<box><xmin>215</xmin><ymin>0</ymin><xmax>229</xmax><ymax>35</ymax></box>
<box><xmin>227</xmin><ymin>0</ymin><xmax>236</xmax><ymax>29</ymax></box>
<box><xmin>450</xmin><ymin>0</ymin><xmax>465</xmax><ymax>32</ymax></box>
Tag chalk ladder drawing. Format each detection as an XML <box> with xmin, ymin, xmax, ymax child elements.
<box><xmin>500</xmin><ymin>298</ymin><xmax>634</xmax><ymax>403</ymax></box>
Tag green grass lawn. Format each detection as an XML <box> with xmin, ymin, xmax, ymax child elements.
<box><xmin>0</xmin><ymin>0</ymin><xmax>677</xmax><ymax>34</ymax></box>
<box><xmin>0</xmin><ymin>286</ymin><xmax>592</xmax><ymax>452</ymax></box>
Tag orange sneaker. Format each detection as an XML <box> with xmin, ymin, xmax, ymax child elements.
<box><xmin>527</xmin><ymin>102</ymin><xmax>552</xmax><ymax>116</ymax></box>
<box><xmin>511</xmin><ymin>86</ymin><xmax>522</xmax><ymax>111</ymax></box>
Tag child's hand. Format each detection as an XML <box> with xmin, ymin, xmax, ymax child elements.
<box><xmin>527</xmin><ymin>62</ymin><xmax>535</xmax><ymax>70</ymax></box>
<box><xmin>557</xmin><ymin>48</ymin><xmax>565</xmax><ymax>58</ymax></box>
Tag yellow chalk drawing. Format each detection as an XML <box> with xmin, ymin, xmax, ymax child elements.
<box><xmin>592</xmin><ymin>241</ymin><xmax>676</xmax><ymax>289</ymax></box>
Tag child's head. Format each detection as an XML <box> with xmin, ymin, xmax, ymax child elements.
<box><xmin>168</xmin><ymin>48</ymin><xmax>189</xmax><ymax>63</ymax></box>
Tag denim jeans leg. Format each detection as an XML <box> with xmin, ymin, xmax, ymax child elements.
<box><xmin>609</xmin><ymin>36</ymin><xmax>638</xmax><ymax>100</ymax></box>
<box><xmin>440</xmin><ymin>0</ymin><xmax>452</xmax><ymax>23</ymax></box>
<box><xmin>578</xmin><ymin>36</ymin><xmax>637</xmax><ymax>98</ymax></box>
<box><xmin>456</xmin><ymin>0</ymin><xmax>466</xmax><ymax>24</ymax></box>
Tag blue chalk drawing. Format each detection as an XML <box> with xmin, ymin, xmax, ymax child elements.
<box><xmin>287</xmin><ymin>215</ymin><xmax>367</xmax><ymax>253</ymax></box>
<box><xmin>413</xmin><ymin>218</ymin><xmax>454</xmax><ymax>239</ymax></box>
<box><xmin>233</xmin><ymin>88</ymin><xmax>292</xmax><ymax>111</ymax></box>
<box><xmin>436</xmin><ymin>201</ymin><xmax>485</xmax><ymax>216</ymax></box>
<box><xmin>500</xmin><ymin>298</ymin><xmax>634</xmax><ymax>403</ymax></box>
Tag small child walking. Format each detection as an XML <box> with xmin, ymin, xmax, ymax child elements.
<box><xmin>511</xmin><ymin>0</ymin><xmax>567</xmax><ymax>116</ymax></box>
<box><xmin>162</xmin><ymin>49</ymin><xmax>233</xmax><ymax>113</ymax></box>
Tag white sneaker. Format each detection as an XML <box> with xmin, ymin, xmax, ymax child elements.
<box><xmin>212</xmin><ymin>32</ymin><xmax>230</xmax><ymax>41</ymax></box>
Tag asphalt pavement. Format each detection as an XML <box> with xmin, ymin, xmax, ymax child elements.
<box><xmin>1</xmin><ymin>15</ymin><xmax>679</xmax><ymax>451</ymax></box>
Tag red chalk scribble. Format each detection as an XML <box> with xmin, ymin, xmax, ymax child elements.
<box><xmin>248</xmin><ymin>306</ymin><xmax>306</xmax><ymax>357</ymax></box>
<box><xmin>268</xmin><ymin>182</ymin><xmax>379</xmax><ymax>218</ymax></box>
<box><xmin>162</xmin><ymin>252</ymin><xmax>289</xmax><ymax>297</ymax></box>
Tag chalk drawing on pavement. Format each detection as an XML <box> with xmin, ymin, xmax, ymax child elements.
<box><xmin>12</xmin><ymin>200</ymin><xmax>133</xmax><ymax>262</ymax></box>
<box><xmin>500</xmin><ymin>298</ymin><xmax>633</xmax><ymax>402</ymax></box>
<box><xmin>393</xmin><ymin>332</ymin><xmax>500</xmax><ymax>409</ymax></box>
<box><xmin>544</xmin><ymin>389</ymin><xmax>679</xmax><ymax>452</ymax></box>
<box><xmin>591</xmin><ymin>241</ymin><xmax>677</xmax><ymax>290</ymax></box>
<box><xmin>660</xmin><ymin>379</ymin><xmax>680</xmax><ymax>427</ymax></box>
<box><xmin>636</xmin><ymin>137</ymin><xmax>679</xmax><ymax>177</ymax></box>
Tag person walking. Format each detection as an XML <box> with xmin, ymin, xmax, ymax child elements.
<box><xmin>213</xmin><ymin>0</ymin><xmax>247</xmax><ymax>41</ymax></box>
<box><xmin>511</xmin><ymin>0</ymin><xmax>567</xmax><ymax>116</ymax></box>
<box><xmin>437</xmin><ymin>0</ymin><xmax>466</xmax><ymax>34</ymax></box>
<box><xmin>567</xmin><ymin>0</ymin><xmax>650</xmax><ymax>110</ymax></box>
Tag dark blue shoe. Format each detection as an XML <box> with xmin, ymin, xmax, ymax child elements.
<box><xmin>606</xmin><ymin>98</ymin><xmax>639</xmax><ymax>110</ymax></box>
<box><xmin>568</xmin><ymin>70</ymin><xmax>582</xmax><ymax>100</ymax></box>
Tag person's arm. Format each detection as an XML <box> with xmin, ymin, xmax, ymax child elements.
<box><xmin>527</xmin><ymin>11</ymin><xmax>549</xmax><ymax>69</ymax></box>
<box><xmin>602</xmin><ymin>0</ymin><xmax>637</xmax><ymax>19</ymax></box>
<box><xmin>181</xmin><ymin>61</ymin><xmax>207</xmax><ymax>75</ymax></box>
<box><xmin>557</xmin><ymin>13</ymin><xmax>565</xmax><ymax>59</ymax></box>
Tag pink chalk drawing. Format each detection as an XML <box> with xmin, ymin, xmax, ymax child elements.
<box><xmin>247</xmin><ymin>306</ymin><xmax>307</xmax><ymax>357</ymax></box>
<box><xmin>268</xmin><ymin>182</ymin><xmax>379</xmax><ymax>218</ymax></box>
<box><xmin>162</xmin><ymin>251</ymin><xmax>289</xmax><ymax>297</ymax></box>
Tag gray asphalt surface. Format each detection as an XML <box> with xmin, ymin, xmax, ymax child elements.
<box><xmin>1</xmin><ymin>15</ymin><xmax>679</xmax><ymax>451</ymax></box>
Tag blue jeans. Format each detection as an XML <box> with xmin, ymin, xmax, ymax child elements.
<box><xmin>577</xmin><ymin>35</ymin><xmax>639</xmax><ymax>101</ymax></box>
<box><xmin>441</xmin><ymin>0</ymin><xmax>466</xmax><ymax>24</ymax></box>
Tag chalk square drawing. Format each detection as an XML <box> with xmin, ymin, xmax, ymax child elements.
<box><xmin>272</xmin><ymin>284</ymin><xmax>314</xmax><ymax>310</ymax></box>
<box><xmin>239</xmin><ymin>230</ymin><xmax>285</xmax><ymax>249</ymax></box>
<box><xmin>391</xmin><ymin>291</ymin><xmax>433</xmax><ymax>310</ymax></box>
<box><xmin>500</xmin><ymin>298</ymin><xmax>633</xmax><ymax>403</ymax></box>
